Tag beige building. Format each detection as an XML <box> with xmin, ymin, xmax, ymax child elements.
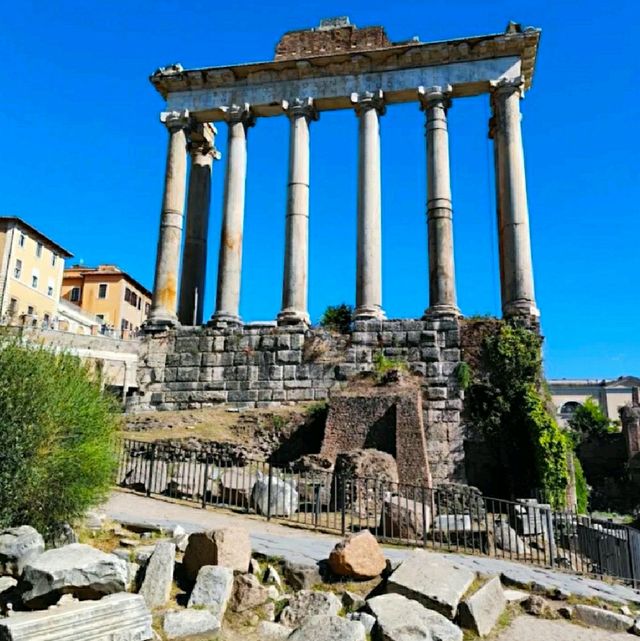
<box><xmin>61</xmin><ymin>264</ymin><xmax>151</xmax><ymax>337</ymax></box>
<box><xmin>0</xmin><ymin>216</ymin><xmax>73</xmax><ymax>325</ymax></box>
<box><xmin>549</xmin><ymin>376</ymin><xmax>640</xmax><ymax>426</ymax></box>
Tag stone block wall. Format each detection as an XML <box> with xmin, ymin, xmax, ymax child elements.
<box><xmin>130</xmin><ymin>317</ymin><xmax>464</xmax><ymax>483</ymax></box>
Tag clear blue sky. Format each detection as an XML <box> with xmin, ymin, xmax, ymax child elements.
<box><xmin>2</xmin><ymin>1</ymin><xmax>639</xmax><ymax>378</ymax></box>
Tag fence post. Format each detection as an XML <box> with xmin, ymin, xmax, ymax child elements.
<box><xmin>202</xmin><ymin>458</ymin><xmax>209</xmax><ymax>509</ymax></box>
<box><xmin>545</xmin><ymin>508</ymin><xmax>555</xmax><ymax>568</ymax></box>
<box><xmin>266</xmin><ymin>461</ymin><xmax>273</xmax><ymax>521</ymax></box>
<box><xmin>340</xmin><ymin>474</ymin><xmax>347</xmax><ymax>537</ymax></box>
<box><xmin>421</xmin><ymin>486</ymin><xmax>428</xmax><ymax>548</ymax></box>
<box><xmin>146</xmin><ymin>443</ymin><xmax>156</xmax><ymax>498</ymax></box>
<box><xmin>626</xmin><ymin>527</ymin><xmax>637</xmax><ymax>588</ymax></box>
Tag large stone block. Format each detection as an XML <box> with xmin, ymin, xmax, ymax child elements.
<box><xmin>382</xmin><ymin>495</ymin><xmax>432</xmax><ymax>541</ymax></box>
<box><xmin>0</xmin><ymin>593</ymin><xmax>152</xmax><ymax>641</ymax></box>
<box><xmin>0</xmin><ymin>526</ymin><xmax>44</xmax><ymax>577</ymax></box>
<box><xmin>367</xmin><ymin>593</ymin><xmax>463</xmax><ymax>641</ymax></box>
<box><xmin>288</xmin><ymin>614</ymin><xmax>366</xmax><ymax>641</ymax></box>
<box><xmin>252</xmin><ymin>472</ymin><xmax>299</xmax><ymax>517</ymax></box>
<box><xmin>386</xmin><ymin>549</ymin><xmax>475</xmax><ymax>619</ymax></box>
<box><xmin>458</xmin><ymin>576</ymin><xmax>506</xmax><ymax>636</ymax></box>
<box><xmin>573</xmin><ymin>604</ymin><xmax>634</xmax><ymax>632</ymax></box>
<box><xmin>327</xmin><ymin>531</ymin><xmax>386</xmax><ymax>579</ymax></box>
<box><xmin>229</xmin><ymin>573</ymin><xmax>269</xmax><ymax>613</ymax></box>
<box><xmin>163</xmin><ymin>609</ymin><xmax>221</xmax><ymax>639</ymax></box>
<box><xmin>280</xmin><ymin>589</ymin><xmax>342</xmax><ymax>627</ymax></box>
<box><xmin>183</xmin><ymin>528</ymin><xmax>251</xmax><ymax>579</ymax></box>
<box><xmin>20</xmin><ymin>544</ymin><xmax>128</xmax><ymax>608</ymax></box>
<box><xmin>187</xmin><ymin>565</ymin><xmax>234</xmax><ymax>618</ymax></box>
<box><xmin>138</xmin><ymin>541</ymin><xmax>175</xmax><ymax>608</ymax></box>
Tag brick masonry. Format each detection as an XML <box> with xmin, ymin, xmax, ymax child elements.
<box><xmin>130</xmin><ymin>317</ymin><xmax>464</xmax><ymax>483</ymax></box>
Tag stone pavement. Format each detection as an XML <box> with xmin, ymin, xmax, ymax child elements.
<box><xmin>104</xmin><ymin>490</ymin><xmax>640</xmax><ymax>605</ymax></box>
<box><xmin>494</xmin><ymin>615</ymin><xmax>632</xmax><ymax>641</ymax></box>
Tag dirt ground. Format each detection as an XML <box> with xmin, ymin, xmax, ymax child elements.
<box><xmin>494</xmin><ymin>615</ymin><xmax>632</xmax><ymax>641</ymax></box>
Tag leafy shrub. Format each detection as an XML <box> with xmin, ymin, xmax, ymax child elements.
<box><xmin>455</xmin><ymin>361</ymin><xmax>472</xmax><ymax>390</ymax></box>
<box><xmin>319</xmin><ymin>304</ymin><xmax>353</xmax><ymax>334</ymax></box>
<box><xmin>373</xmin><ymin>351</ymin><xmax>407</xmax><ymax>379</ymax></box>
<box><xmin>465</xmin><ymin>323</ymin><xmax>571</xmax><ymax>507</ymax></box>
<box><xmin>573</xmin><ymin>456</ymin><xmax>589</xmax><ymax>514</ymax></box>
<box><xmin>0</xmin><ymin>341</ymin><xmax>119</xmax><ymax>538</ymax></box>
<box><xmin>569</xmin><ymin>398</ymin><xmax>613</xmax><ymax>438</ymax></box>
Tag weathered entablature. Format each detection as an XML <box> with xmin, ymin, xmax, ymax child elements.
<box><xmin>152</xmin><ymin>24</ymin><xmax>539</xmax><ymax>120</ymax></box>
<box><xmin>145</xmin><ymin>19</ymin><xmax>541</xmax><ymax>331</ymax></box>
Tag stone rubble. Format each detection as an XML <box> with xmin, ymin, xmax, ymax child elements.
<box><xmin>183</xmin><ymin>526</ymin><xmax>251</xmax><ymax>578</ymax></box>
<box><xmin>279</xmin><ymin>589</ymin><xmax>342</xmax><ymax>628</ymax></box>
<box><xmin>328</xmin><ymin>530</ymin><xmax>386</xmax><ymax>579</ymax></box>
<box><xmin>287</xmin><ymin>614</ymin><xmax>366</xmax><ymax>641</ymax></box>
<box><xmin>229</xmin><ymin>573</ymin><xmax>270</xmax><ymax>612</ymax></box>
<box><xmin>20</xmin><ymin>544</ymin><xmax>128</xmax><ymax>608</ymax></box>
<box><xmin>367</xmin><ymin>592</ymin><xmax>463</xmax><ymax>641</ymax></box>
<box><xmin>573</xmin><ymin>604</ymin><xmax>635</xmax><ymax>633</ymax></box>
<box><xmin>187</xmin><ymin>564</ymin><xmax>234</xmax><ymax>618</ymax></box>
<box><xmin>386</xmin><ymin>549</ymin><xmax>476</xmax><ymax>619</ymax></box>
<box><xmin>0</xmin><ymin>526</ymin><xmax>45</xmax><ymax>577</ymax></box>
<box><xmin>138</xmin><ymin>540</ymin><xmax>175</xmax><ymax>608</ymax></box>
<box><xmin>163</xmin><ymin>608</ymin><xmax>221</xmax><ymax>639</ymax></box>
<box><xmin>252</xmin><ymin>472</ymin><xmax>300</xmax><ymax>517</ymax></box>
<box><xmin>458</xmin><ymin>576</ymin><xmax>507</xmax><ymax>636</ymax></box>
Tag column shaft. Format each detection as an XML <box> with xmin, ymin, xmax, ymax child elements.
<box><xmin>147</xmin><ymin>110</ymin><xmax>189</xmax><ymax>329</ymax></box>
<box><xmin>491</xmin><ymin>78</ymin><xmax>539</xmax><ymax>318</ymax></box>
<box><xmin>352</xmin><ymin>91</ymin><xmax>386</xmax><ymax>320</ymax></box>
<box><xmin>278</xmin><ymin>98</ymin><xmax>317</xmax><ymax>326</ymax></box>
<box><xmin>420</xmin><ymin>85</ymin><xmax>458</xmax><ymax>316</ymax></box>
<box><xmin>211</xmin><ymin>105</ymin><xmax>254</xmax><ymax>325</ymax></box>
<box><xmin>178</xmin><ymin>123</ymin><xmax>219</xmax><ymax>326</ymax></box>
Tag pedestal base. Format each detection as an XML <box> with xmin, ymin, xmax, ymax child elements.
<box><xmin>353</xmin><ymin>305</ymin><xmax>386</xmax><ymax>321</ymax></box>
<box><xmin>277</xmin><ymin>309</ymin><xmax>310</xmax><ymax>327</ymax></box>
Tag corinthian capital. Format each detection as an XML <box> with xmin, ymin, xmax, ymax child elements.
<box><xmin>350</xmin><ymin>90</ymin><xmax>386</xmax><ymax>117</ymax></box>
<box><xmin>417</xmin><ymin>85</ymin><xmax>452</xmax><ymax>109</ymax></box>
<box><xmin>220</xmin><ymin>103</ymin><xmax>255</xmax><ymax>128</ymax></box>
<box><xmin>160</xmin><ymin>110</ymin><xmax>190</xmax><ymax>131</ymax></box>
<box><xmin>282</xmin><ymin>97</ymin><xmax>319</xmax><ymax>122</ymax></box>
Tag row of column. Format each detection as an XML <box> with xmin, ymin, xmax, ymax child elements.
<box><xmin>146</xmin><ymin>76</ymin><xmax>538</xmax><ymax>330</ymax></box>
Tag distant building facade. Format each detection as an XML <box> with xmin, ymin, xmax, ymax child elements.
<box><xmin>549</xmin><ymin>376</ymin><xmax>640</xmax><ymax>426</ymax></box>
<box><xmin>0</xmin><ymin>216</ymin><xmax>73</xmax><ymax>325</ymax></box>
<box><xmin>61</xmin><ymin>264</ymin><xmax>151</xmax><ymax>337</ymax></box>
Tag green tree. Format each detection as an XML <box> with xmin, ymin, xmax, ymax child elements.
<box><xmin>319</xmin><ymin>304</ymin><xmax>353</xmax><ymax>334</ymax></box>
<box><xmin>0</xmin><ymin>340</ymin><xmax>119</xmax><ymax>538</ymax></box>
<box><xmin>569</xmin><ymin>398</ymin><xmax>612</xmax><ymax>437</ymax></box>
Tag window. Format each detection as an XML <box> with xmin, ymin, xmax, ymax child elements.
<box><xmin>32</xmin><ymin>274</ymin><xmax>38</xmax><ymax>288</ymax></box>
<box><xmin>43</xmin><ymin>313</ymin><xmax>50</xmax><ymax>324</ymax></box>
<box><xmin>51</xmin><ymin>253</ymin><xmax>57</xmax><ymax>267</ymax></box>
<box><xmin>137</xmin><ymin>298</ymin><xmax>141</xmax><ymax>310</ymax></box>
<box><xmin>98</xmin><ymin>283</ymin><xmax>108</xmax><ymax>299</ymax></box>
<box><xmin>14</xmin><ymin>259</ymin><xmax>22</xmax><ymax>279</ymax></box>
<box><xmin>18</xmin><ymin>233</ymin><xmax>25</xmax><ymax>248</ymax></box>
<box><xmin>145</xmin><ymin>303</ymin><xmax>150</xmax><ymax>315</ymax></box>
<box><xmin>70</xmin><ymin>287</ymin><xmax>80</xmax><ymax>302</ymax></box>
<box><xmin>131</xmin><ymin>292</ymin><xmax>138</xmax><ymax>307</ymax></box>
<box><xmin>124</xmin><ymin>288</ymin><xmax>132</xmax><ymax>303</ymax></box>
<box><xmin>47</xmin><ymin>285</ymin><xmax>54</xmax><ymax>297</ymax></box>
<box><xmin>36</xmin><ymin>242</ymin><xmax>43</xmax><ymax>258</ymax></box>
<box><xmin>121</xmin><ymin>319</ymin><xmax>130</xmax><ymax>331</ymax></box>
<box><xmin>8</xmin><ymin>298</ymin><xmax>17</xmax><ymax>316</ymax></box>
<box><xmin>96</xmin><ymin>314</ymin><xmax>105</xmax><ymax>322</ymax></box>
<box><xmin>27</xmin><ymin>306</ymin><xmax>34</xmax><ymax>315</ymax></box>
<box><xmin>560</xmin><ymin>401</ymin><xmax>582</xmax><ymax>417</ymax></box>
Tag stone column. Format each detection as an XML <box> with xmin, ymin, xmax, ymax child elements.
<box><xmin>351</xmin><ymin>90</ymin><xmax>386</xmax><ymax>320</ymax></box>
<box><xmin>178</xmin><ymin>123</ymin><xmax>220</xmax><ymax>326</ymax></box>
<box><xmin>490</xmin><ymin>77</ymin><xmax>539</xmax><ymax>319</ymax></box>
<box><xmin>419</xmin><ymin>85</ymin><xmax>459</xmax><ymax>317</ymax></box>
<box><xmin>146</xmin><ymin>110</ymin><xmax>189</xmax><ymax>330</ymax></box>
<box><xmin>278</xmin><ymin>98</ymin><xmax>318</xmax><ymax>326</ymax></box>
<box><xmin>211</xmin><ymin>104</ymin><xmax>254</xmax><ymax>326</ymax></box>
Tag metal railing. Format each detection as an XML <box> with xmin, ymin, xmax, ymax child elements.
<box><xmin>118</xmin><ymin>438</ymin><xmax>639</xmax><ymax>586</ymax></box>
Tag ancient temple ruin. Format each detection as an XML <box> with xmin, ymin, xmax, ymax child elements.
<box><xmin>132</xmin><ymin>18</ymin><xmax>542</xmax><ymax>484</ymax></box>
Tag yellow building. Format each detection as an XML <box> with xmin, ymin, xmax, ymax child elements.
<box><xmin>0</xmin><ymin>216</ymin><xmax>73</xmax><ymax>324</ymax></box>
<box><xmin>61</xmin><ymin>264</ymin><xmax>151</xmax><ymax>337</ymax></box>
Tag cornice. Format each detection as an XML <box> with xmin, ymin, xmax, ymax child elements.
<box><xmin>150</xmin><ymin>28</ymin><xmax>540</xmax><ymax>99</ymax></box>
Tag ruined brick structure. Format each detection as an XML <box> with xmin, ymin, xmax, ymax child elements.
<box><xmin>132</xmin><ymin>317</ymin><xmax>464</xmax><ymax>484</ymax></box>
<box><xmin>275</xmin><ymin>17</ymin><xmax>392</xmax><ymax>61</ymax></box>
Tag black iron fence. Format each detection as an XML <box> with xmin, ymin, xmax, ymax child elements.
<box><xmin>118</xmin><ymin>438</ymin><xmax>640</xmax><ymax>586</ymax></box>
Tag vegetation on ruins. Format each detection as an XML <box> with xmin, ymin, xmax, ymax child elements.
<box><xmin>319</xmin><ymin>303</ymin><xmax>353</xmax><ymax>333</ymax></box>
<box><xmin>464</xmin><ymin>323</ymin><xmax>574</xmax><ymax>508</ymax></box>
<box><xmin>0</xmin><ymin>340</ymin><xmax>119</xmax><ymax>538</ymax></box>
<box><xmin>569</xmin><ymin>397</ymin><xmax>615</xmax><ymax>438</ymax></box>
<box><xmin>372</xmin><ymin>351</ymin><xmax>408</xmax><ymax>379</ymax></box>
